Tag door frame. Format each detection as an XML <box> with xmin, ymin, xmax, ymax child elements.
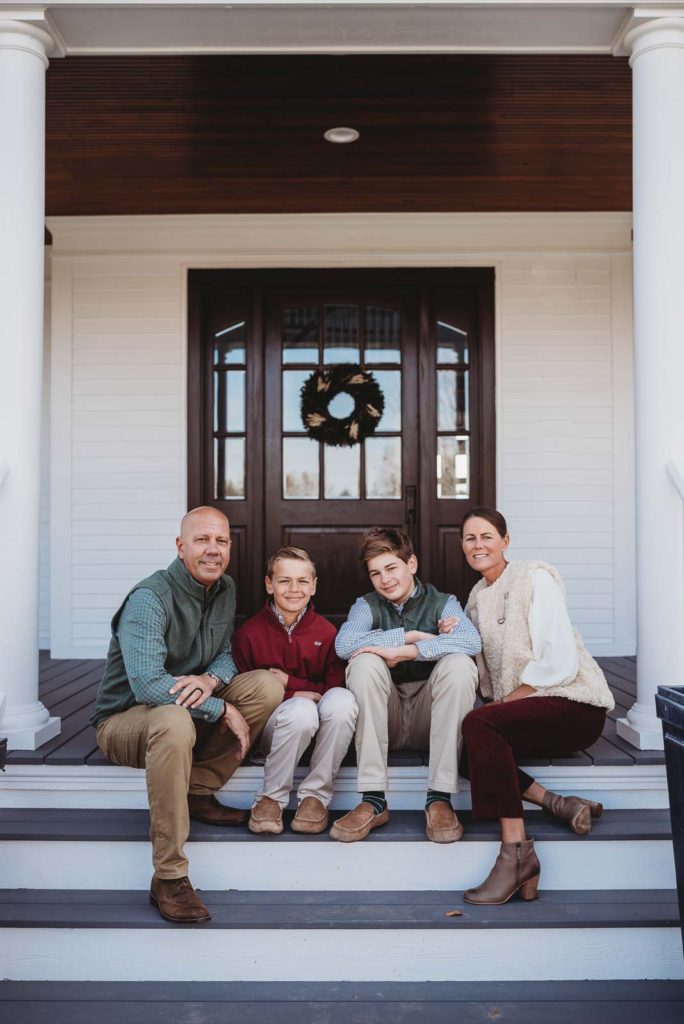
<box><xmin>187</xmin><ymin>267</ymin><xmax>495</xmax><ymax>612</ymax></box>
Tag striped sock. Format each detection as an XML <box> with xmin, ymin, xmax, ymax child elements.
<box><xmin>362</xmin><ymin>791</ymin><xmax>387</xmax><ymax>815</ymax></box>
<box><xmin>425</xmin><ymin>789</ymin><xmax>451</xmax><ymax>809</ymax></box>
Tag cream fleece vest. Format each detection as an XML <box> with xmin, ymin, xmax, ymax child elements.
<box><xmin>465</xmin><ymin>560</ymin><xmax>614</xmax><ymax>710</ymax></box>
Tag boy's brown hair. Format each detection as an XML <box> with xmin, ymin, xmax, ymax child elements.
<box><xmin>266</xmin><ymin>545</ymin><xmax>317</xmax><ymax>579</ymax></box>
<box><xmin>359</xmin><ymin>527</ymin><xmax>414</xmax><ymax>567</ymax></box>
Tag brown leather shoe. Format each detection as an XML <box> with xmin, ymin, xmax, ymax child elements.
<box><xmin>188</xmin><ymin>793</ymin><xmax>249</xmax><ymax>827</ymax></box>
<box><xmin>541</xmin><ymin>791</ymin><xmax>603</xmax><ymax>835</ymax></box>
<box><xmin>329</xmin><ymin>801</ymin><xmax>390</xmax><ymax>843</ymax></box>
<box><xmin>464</xmin><ymin>839</ymin><xmax>540</xmax><ymax>905</ymax></box>
<box><xmin>149</xmin><ymin>875</ymin><xmax>211</xmax><ymax>923</ymax></box>
<box><xmin>249</xmin><ymin>795</ymin><xmax>284</xmax><ymax>834</ymax></box>
<box><xmin>291</xmin><ymin>796</ymin><xmax>329</xmax><ymax>834</ymax></box>
<box><xmin>425</xmin><ymin>800</ymin><xmax>464</xmax><ymax>844</ymax></box>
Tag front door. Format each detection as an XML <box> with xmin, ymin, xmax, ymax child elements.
<box><xmin>188</xmin><ymin>269</ymin><xmax>494</xmax><ymax>620</ymax></box>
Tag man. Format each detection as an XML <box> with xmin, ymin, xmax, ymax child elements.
<box><xmin>91</xmin><ymin>506</ymin><xmax>282</xmax><ymax>923</ymax></box>
<box><xmin>232</xmin><ymin>546</ymin><xmax>357</xmax><ymax>836</ymax></box>
<box><xmin>332</xmin><ymin>527</ymin><xmax>481</xmax><ymax>844</ymax></box>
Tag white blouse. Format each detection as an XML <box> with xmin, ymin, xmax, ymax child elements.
<box><xmin>519</xmin><ymin>568</ymin><xmax>579</xmax><ymax>689</ymax></box>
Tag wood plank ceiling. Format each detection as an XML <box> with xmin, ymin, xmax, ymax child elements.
<box><xmin>45</xmin><ymin>55</ymin><xmax>632</xmax><ymax>215</ymax></box>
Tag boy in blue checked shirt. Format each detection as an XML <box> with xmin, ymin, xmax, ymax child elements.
<box><xmin>331</xmin><ymin>527</ymin><xmax>481</xmax><ymax>844</ymax></box>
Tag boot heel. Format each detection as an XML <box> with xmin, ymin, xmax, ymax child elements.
<box><xmin>519</xmin><ymin>873</ymin><xmax>540</xmax><ymax>901</ymax></box>
<box><xmin>583</xmin><ymin>799</ymin><xmax>603</xmax><ymax>819</ymax></box>
<box><xmin>570</xmin><ymin>803</ymin><xmax>592</xmax><ymax>835</ymax></box>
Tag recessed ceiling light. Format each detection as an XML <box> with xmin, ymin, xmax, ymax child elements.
<box><xmin>324</xmin><ymin>127</ymin><xmax>360</xmax><ymax>144</ymax></box>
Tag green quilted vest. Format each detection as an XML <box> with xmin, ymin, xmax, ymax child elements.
<box><xmin>92</xmin><ymin>557</ymin><xmax>236</xmax><ymax>727</ymax></box>
<box><xmin>364</xmin><ymin>579</ymin><xmax>449</xmax><ymax>684</ymax></box>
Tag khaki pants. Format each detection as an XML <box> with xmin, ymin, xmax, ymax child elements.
<box><xmin>345</xmin><ymin>653</ymin><xmax>478</xmax><ymax>793</ymax></box>
<box><xmin>257</xmin><ymin>687</ymin><xmax>358</xmax><ymax>809</ymax></box>
<box><xmin>96</xmin><ymin>670</ymin><xmax>282</xmax><ymax>879</ymax></box>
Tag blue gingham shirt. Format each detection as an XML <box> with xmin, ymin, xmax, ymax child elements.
<box><xmin>335</xmin><ymin>586</ymin><xmax>481</xmax><ymax>661</ymax></box>
<box><xmin>116</xmin><ymin>588</ymin><xmax>238</xmax><ymax>723</ymax></box>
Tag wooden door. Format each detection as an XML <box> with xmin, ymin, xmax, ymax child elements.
<box><xmin>188</xmin><ymin>269</ymin><xmax>494</xmax><ymax>619</ymax></box>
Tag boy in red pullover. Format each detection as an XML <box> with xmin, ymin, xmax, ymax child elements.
<box><xmin>232</xmin><ymin>546</ymin><xmax>358</xmax><ymax>835</ymax></box>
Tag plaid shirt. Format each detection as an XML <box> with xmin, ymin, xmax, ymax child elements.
<box><xmin>116</xmin><ymin>587</ymin><xmax>238</xmax><ymax>723</ymax></box>
<box><xmin>269</xmin><ymin>601</ymin><xmax>309</xmax><ymax>636</ymax></box>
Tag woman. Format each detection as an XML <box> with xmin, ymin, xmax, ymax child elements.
<box><xmin>456</xmin><ymin>506</ymin><xmax>615</xmax><ymax>906</ymax></box>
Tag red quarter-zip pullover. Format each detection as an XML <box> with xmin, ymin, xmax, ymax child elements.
<box><xmin>232</xmin><ymin>602</ymin><xmax>346</xmax><ymax>701</ymax></box>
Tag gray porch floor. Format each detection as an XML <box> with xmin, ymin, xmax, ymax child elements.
<box><xmin>4</xmin><ymin>654</ymin><xmax>664</xmax><ymax>767</ymax></box>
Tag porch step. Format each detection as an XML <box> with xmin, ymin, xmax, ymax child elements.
<box><xmin>3</xmin><ymin>980</ymin><xmax>684</xmax><ymax>1024</ymax></box>
<box><xmin>0</xmin><ymin>809</ymin><xmax>676</xmax><ymax>891</ymax></box>
<box><xmin>1</xmin><ymin>888</ymin><xmax>682</xmax><ymax>982</ymax></box>
<box><xmin>0</xmin><ymin>761</ymin><xmax>670</xmax><ymax>810</ymax></box>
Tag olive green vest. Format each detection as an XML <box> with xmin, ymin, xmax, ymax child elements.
<box><xmin>92</xmin><ymin>557</ymin><xmax>236</xmax><ymax>727</ymax></box>
<box><xmin>364</xmin><ymin>579</ymin><xmax>449</xmax><ymax>684</ymax></box>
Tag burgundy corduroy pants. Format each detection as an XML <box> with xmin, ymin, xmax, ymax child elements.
<box><xmin>461</xmin><ymin>697</ymin><xmax>606</xmax><ymax>819</ymax></box>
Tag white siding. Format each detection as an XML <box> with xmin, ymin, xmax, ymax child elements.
<box><xmin>498</xmin><ymin>254</ymin><xmax>634</xmax><ymax>650</ymax></box>
<box><xmin>47</xmin><ymin>214</ymin><xmax>635</xmax><ymax>658</ymax></box>
<box><xmin>70</xmin><ymin>265</ymin><xmax>185</xmax><ymax>646</ymax></box>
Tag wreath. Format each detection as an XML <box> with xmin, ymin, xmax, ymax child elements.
<box><xmin>300</xmin><ymin>364</ymin><xmax>385</xmax><ymax>447</ymax></box>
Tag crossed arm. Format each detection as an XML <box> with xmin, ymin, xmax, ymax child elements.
<box><xmin>335</xmin><ymin>595</ymin><xmax>482</xmax><ymax>666</ymax></box>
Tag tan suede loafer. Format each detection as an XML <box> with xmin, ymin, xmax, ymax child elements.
<box><xmin>425</xmin><ymin>801</ymin><xmax>464</xmax><ymax>844</ymax></box>
<box><xmin>329</xmin><ymin>801</ymin><xmax>390</xmax><ymax>843</ymax></box>
<box><xmin>249</xmin><ymin>795</ymin><xmax>284</xmax><ymax>834</ymax></box>
<box><xmin>149</xmin><ymin>875</ymin><xmax>211</xmax><ymax>923</ymax></box>
<box><xmin>291</xmin><ymin>796</ymin><xmax>329</xmax><ymax>834</ymax></box>
<box><xmin>188</xmin><ymin>793</ymin><xmax>249</xmax><ymax>827</ymax></box>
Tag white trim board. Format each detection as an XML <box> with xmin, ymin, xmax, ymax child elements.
<box><xmin>47</xmin><ymin>213</ymin><xmax>633</xmax><ymax>258</ymax></box>
<box><xmin>0</xmin><ymin>764</ymin><xmax>668</xmax><ymax>810</ymax></box>
<box><xmin>3</xmin><ymin>927</ymin><xmax>683</xmax><ymax>983</ymax></box>
<box><xmin>1</xmin><ymin>837</ymin><xmax>676</xmax><ymax>892</ymax></box>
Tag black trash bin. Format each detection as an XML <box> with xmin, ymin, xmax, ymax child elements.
<box><xmin>656</xmin><ymin>684</ymin><xmax>684</xmax><ymax>952</ymax></box>
<box><xmin>0</xmin><ymin>737</ymin><xmax>6</xmax><ymax>771</ymax></box>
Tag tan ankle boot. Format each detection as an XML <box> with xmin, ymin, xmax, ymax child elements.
<box><xmin>541</xmin><ymin>791</ymin><xmax>603</xmax><ymax>835</ymax></box>
<box><xmin>463</xmin><ymin>839</ymin><xmax>540</xmax><ymax>905</ymax></box>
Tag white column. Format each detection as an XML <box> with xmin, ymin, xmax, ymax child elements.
<box><xmin>617</xmin><ymin>15</ymin><xmax>684</xmax><ymax>750</ymax></box>
<box><xmin>0</xmin><ymin>19</ymin><xmax>59</xmax><ymax>748</ymax></box>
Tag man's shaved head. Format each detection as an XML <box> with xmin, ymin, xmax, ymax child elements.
<box><xmin>176</xmin><ymin>506</ymin><xmax>231</xmax><ymax>588</ymax></box>
<box><xmin>180</xmin><ymin>506</ymin><xmax>229</xmax><ymax>538</ymax></box>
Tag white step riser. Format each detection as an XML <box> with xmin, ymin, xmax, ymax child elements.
<box><xmin>0</xmin><ymin>764</ymin><xmax>670</xmax><ymax>810</ymax></box>
<box><xmin>2</xmin><ymin>839</ymin><xmax>676</xmax><ymax>891</ymax></box>
<box><xmin>3</xmin><ymin>927</ymin><xmax>683</xmax><ymax>983</ymax></box>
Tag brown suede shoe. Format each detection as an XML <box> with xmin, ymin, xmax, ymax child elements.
<box><xmin>329</xmin><ymin>801</ymin><xmax>390</xmax><ymax>843</ymax></box>
<box><xmin>249</xmin><ymin>796</ymin><xmax>284</xmax><ymax>834</ymax></box>
<box><xmin>425</xmin><ymin>801</ymin><xmax>464</xmax><ymax>844</ymax></box>
<box><xmin>464</xmin><ymin>839</ymin><xmax>540</xmax><ymax>905</ymax></box>
<box><xmin>541</xmin><ymin>791</ymin><xmax>603</xmax><ymax>835</ymax></box>
<box><xmin>149</xmin><ymin>875</ymin><xmax>211</xmax><ymax>923</ymax></box>
<box><xmin>188</xmin><ymin>793</ymin><xmax>249</xmax><ymax>827</ymax></box>
<box><xmin>291</xmin><ymin>796</ymin><xmax>329</xmax><ymax>834</ymax></box>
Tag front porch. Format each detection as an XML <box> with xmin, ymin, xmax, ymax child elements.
<box><xmin>0</xmin><ymin>653</ymin><xmax>659</xmax><ymax>772</ymax></box>
<box><xmin>1</xmin><ymin>655</ymin><xmax>681</xmax><ymax>991</ymax></box>
<box><xmin>6</xmin><ymin>653</ymin><xmax>663</xmax><ymax>772</ymax></box>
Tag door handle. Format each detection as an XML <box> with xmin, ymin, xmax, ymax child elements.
<box><xmin>405</xmin><ymin>485</ymin><xmax>417</xmax><ymax>537</ymax></box>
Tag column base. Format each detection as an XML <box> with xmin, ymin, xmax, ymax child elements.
<box><xmin>1</xmin><ymin>716</ymin><xmax>60</xmax><ymax>752</ymax></box>
<box><xmin>616</xmin><ymin>715</ymin><xmax>664</xmax><ymax>751</ymax></box>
